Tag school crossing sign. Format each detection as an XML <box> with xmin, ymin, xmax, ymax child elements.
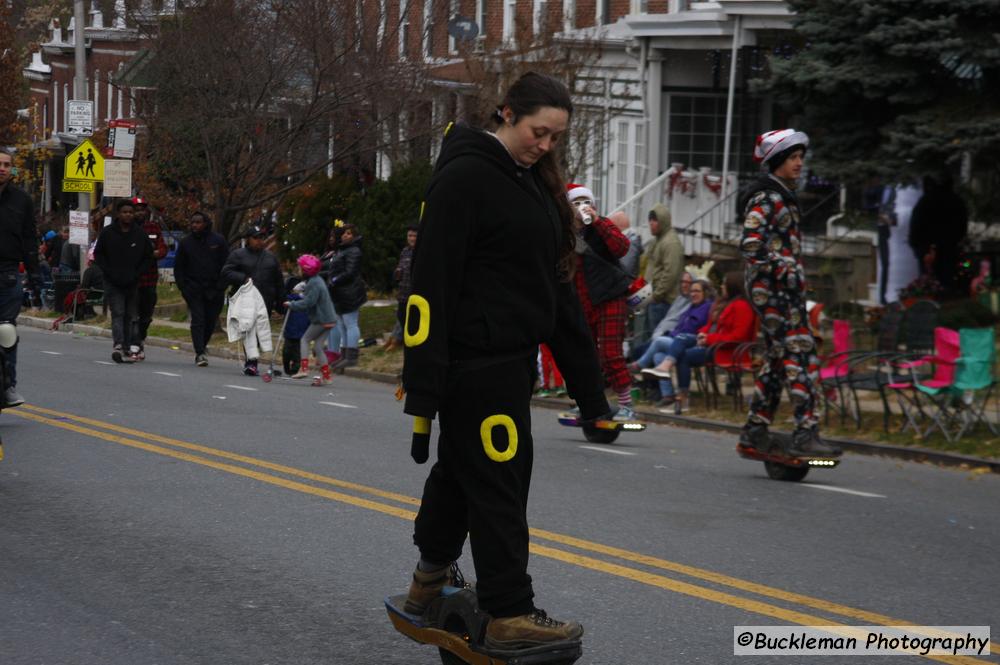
<box><xmin>62</xmin><ymin>138</ymin><xmax>105</xmax><ymax>193</ymax></box>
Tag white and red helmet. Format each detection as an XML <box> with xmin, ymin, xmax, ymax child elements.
<box><xmin>753</xmin><ymin>129</ymin><xmax>809</xmax><ymax>167</ymax></box>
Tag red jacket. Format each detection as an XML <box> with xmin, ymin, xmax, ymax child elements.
<box><xmin>138</xmin><ymin>219</ymin><xmax>168</xmax><ymax>288</ymax></box>
<box><xmin>699</xmin><ymin>297</ymin><xmax>758</xmax><ymax>366</ymax></box>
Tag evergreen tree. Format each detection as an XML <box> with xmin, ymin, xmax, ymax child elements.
<box><xmin>350</xmin><ymin>163</ymin><xmax>432</xmax><ymax>294</ymax></box>
<box><xmin>767</xmin><ymin>0</ymin><xmax>999</xmax><ymax>217</ymax></box>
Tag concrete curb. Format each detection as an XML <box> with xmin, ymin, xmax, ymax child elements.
<box><xmin>18</xmin><ymin>314</ymin><xmax>999</xmax><ymax>473</ymax></box>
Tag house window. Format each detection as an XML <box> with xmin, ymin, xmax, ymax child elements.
<box><xmin>596</xmin><ymin>0</ymin><xmax>609</xmax><ymax>25</ymax></box>
<box><xmin>423</xmin><ymin>0</ymin><xmax>434</xmax><ymax>58</ymax></box>
<box><xmin>399</xmin><ymin>0</ymin><xmax>410</xmax><ymax>60</ymax></box>
<box><xmin>356</xmin><ymin>0</ymin><xmax>363</xmax><ymax>51</ymax></box>
<box><xmin>378</xmin><ymin>0</ymin><xmax>388</xmax><ymax>48</ymax></box>
<box><xmin>502</xmin><ymin>0</ymin><xmax>516</xmax><ymax>45</ymax></box>
<box><xmin>563</xmin><ymin>0</ymin><xmax>574</xmax><ymax>30</ymax></box>
<box><xmin>476</xmin><ymin>0</ymin><xmax>487</xmax><ymax>38</ymax></box>
<box><xmin>615</xmin><ymin>120</ymin><xmax>629</xmax><ymax>205</ymax></box>
<box><xmin>533</xmin><ymin>0</ymin><xmax>546</xmax><ymax>38</ymax></box>
<box><xmin>608</xmin><ymin>118</ymin><xmax>650</xmax><ymax>209</ymax></box>
<box><xmin>448</xmin><ymin>0</ymin><xmax>459</xmax><ymax>54</ymax></box>
<box><xmin>633</xmin><ymin>122</ymin><xmax>647</xmax><ymax>191</ymax></box>
<box><xmin>666</xmin><ymin>93</ymin><xmax>759</xmax><ymax>172</ymax></box>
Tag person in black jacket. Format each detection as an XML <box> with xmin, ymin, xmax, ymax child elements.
<box><xmin>174</xmin><ymin>211</ymin><xmax>230</xmax><ymax>367</ymax></box>
<box><xmin>220</xmin><ymin>224</ymin><xmax>283</xmax><ymax>374</ymax></box>
<box><xmin>0</xmin><ymin>148</ymin><xmax>40</xmax><ymax>406</ymax></box>
<box><xmin>908</xmin><ymin>173</ymin><xmax>969</xmax><ymax>294</ymax></box>
<box><xmin>401</xmin><ymin>72</ymin><xmax>611</xmax><ymax>649</ymax></box>
<box><xmin>220</xmin><ymin>224</ymin><xmax>284</xmax><ymax>313</ymax></box>
<box><xmin>93</xmin><ymin>199</ymin><xmax>153</xmax><ymax>363</ymax></box>
<box><xmin>326</xmin><ymin>222</ymin><xmax>366</xmax><ymax>372</ymax></box>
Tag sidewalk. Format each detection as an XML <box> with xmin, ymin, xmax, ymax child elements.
<box><xmin>16</xmin><ymin>312</ymin><xmax>999</xmax><ymax>474</ymax></box>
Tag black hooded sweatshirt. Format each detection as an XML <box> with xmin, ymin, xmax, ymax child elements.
<box><xmin>94</xmin><ymin>221</ymin><xmax>153</xmax><ymax>289</ymax></box>
<box><xmin>402</xmin><ymin>124</ymin><xmax>609</xmax><ymax>420</ymax></box>
<box><xmin>174</xmin><ymin>221</ymin><xmax>230</xmax><ymax>295</ymax></box>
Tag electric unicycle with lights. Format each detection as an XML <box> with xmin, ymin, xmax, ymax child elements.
<box><xmin>556</xmin><ymin>411</ymin><xmax>645</xmax><ymax>444</ymax></box>
<box><xmin>737</xmin><ymin>430</ymin><xmax>839</xmax><ymax>481</ymax></box>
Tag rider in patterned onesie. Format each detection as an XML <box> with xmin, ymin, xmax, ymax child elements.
<box><xmin>737</xmin><ymin>129</ymin><xmax>842</xmax><ymax>459</ymax></box>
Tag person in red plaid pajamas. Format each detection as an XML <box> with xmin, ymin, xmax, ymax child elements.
<box><xmin>131</xmin><ymin>197</ymin><xmax>168</xmax><ymax>361</ymax></box>
<box><xmin>566</xmin><ymin>183</ymin><xmax>635</xmax><ymax>421</ymax></box>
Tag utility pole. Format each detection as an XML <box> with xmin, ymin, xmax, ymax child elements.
<box><xmin>73</xmin><ymin>0</ymin><xmax>89</xmax><ymax>274</ymax></box>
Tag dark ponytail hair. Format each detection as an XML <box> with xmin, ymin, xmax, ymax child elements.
<box><xmin>492</xmin><ymin>72</ymin><xmax>576</xmax><ymax>279</ymax></box>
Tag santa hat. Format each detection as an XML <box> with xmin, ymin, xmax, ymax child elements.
<box><xmin>566</xmin><ymin>183</ymin><xmax>594</xmax><ymax>203</ymax></box>
<box><xmin>753</xmin><ymin>129</ymin><xmax>809</xmax><ymax>167</ymax></box>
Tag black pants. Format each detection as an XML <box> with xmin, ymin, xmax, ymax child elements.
<box><xmin>413</xmin><ymin>356</ymin><xmax>536</xmax><ymax>618</ymax></box>
<box><xmin>134</xmin><ymin>285</ymin><xmax>158</xmax><ymax>346</ymax></box>
<box><xmin>105</xmin><ymin>283</ymin><xmax>138</xmax><ymax>349</ymax></box>
<box><xmin>282</xmin><ymin>337</ymin><xmax>301</xmax><ymax>375</ymax></box>
<box><xmin>184</xmin><ymin>289</ymin><xmax>224</xmax><ymax>355</ymax></box>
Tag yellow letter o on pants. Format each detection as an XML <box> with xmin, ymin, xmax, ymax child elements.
<box><xmin>404</xmin><ymin>295</ymin><xmax>430</xmax><ymax>347</ymax></box>
<box><xmin>480</xmin><ymin>415</ymin><xmax>518</xmax><ymax>462</ymax></box>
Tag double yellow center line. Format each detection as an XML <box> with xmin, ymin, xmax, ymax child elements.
<box><xmin>10</xmin><ymin>404</ymin><xmax>996</xmax><ymax>663</ymax></box>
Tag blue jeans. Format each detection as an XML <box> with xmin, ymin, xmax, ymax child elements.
<box><xmin>337</xmin><ymin>309</ymin><xmax>361</xmax><ymax>349</ymax></box>
<box><xmin>0</xmin><ymin>270</ymin><xmax>24</xmax><ymax>387</ymax></box>
<box><xmin>636</xmin><ymin>336</ymin><xmax>674</xmax><ymax>368</ymax></box>
<box><xmin>660</xmin><ymin>336</ymin><xmax>709</xmax><ymax>395</ymax></box>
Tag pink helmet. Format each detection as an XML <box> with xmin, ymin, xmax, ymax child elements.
<box><xmin>297</xmin><ymin>254</ymin><xmax>321</xmax><ymax>277</ymax></box>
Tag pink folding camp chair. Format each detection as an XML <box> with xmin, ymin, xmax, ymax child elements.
<box><xmin>886</xmin><ymin>327</ymin><xmax>960</xmax><ymax>435</ymax></box>
<box><xmin>819</xmin><ymin>319</ymin><xmax>853</xmax><ymax>426</ymax></box>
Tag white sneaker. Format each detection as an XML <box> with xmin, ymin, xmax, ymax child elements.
<box><xmin>612</xmin><ymin>405</ymin><xmax>636</xmax><ymax>422</ymax></box>
<box><xmin>3</xmin><ymin>387</ymin><xmax>24</xmax><ymax>408</ymax></box>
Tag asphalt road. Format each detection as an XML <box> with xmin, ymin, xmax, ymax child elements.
<box><xmin>2</xmin><ymin>326</ymin><xmax>998</xmax><ymax>665</ymax></box>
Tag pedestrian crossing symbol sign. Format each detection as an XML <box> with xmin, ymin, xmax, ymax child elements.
<box><xmin>64</xmin><ymin>139</ymin><xmax>105</xmax><ymax>182</ymax></box>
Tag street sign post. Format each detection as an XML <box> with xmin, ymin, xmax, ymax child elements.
<box><xmin>64</xmin><ymin>138</ymin><xmax>105</xmax><ymax>183</ymax></box>
<box><xmin>108</xmin><ymin>119</ymin><xmax>137</xmax><ymax>159</ymax></box>
<box><xmin>103</xmin><ymin>159</ymin><xmax>132</xmax><ymax>198</ymax></box>
<box><xmin>62</xmin><ymin>179</ymin><xmax>95</xmax><ymax>193</ymax></box>
<box><xmin>69</xmin><ymin>210</ymin><xmax>89</xmax><ymax>245</ymax></box>
<box><xmin>67</xmin><ymin>100</ymin><xmax>94</xmax><ymax>135</ymax></box>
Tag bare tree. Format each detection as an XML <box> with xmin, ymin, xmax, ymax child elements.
<box><xmin>452</xmin><ymin>20</ymin><xmax>607</xmax><ymax>184</ymax></box>
<box><xmin>136</xmin><ymin>0</ymin><xmax>427</xmax><ymax>240</ymax></box>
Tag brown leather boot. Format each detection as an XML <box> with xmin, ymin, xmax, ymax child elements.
<box><xmin>485</xmin><ymin>609</ymin><xmax>584</xmax><ymax>649</ymax></box>
<box><xmin>403</xmin><ymin>563</ymin><xmax>455</xmax><ymax>615</ymax></box>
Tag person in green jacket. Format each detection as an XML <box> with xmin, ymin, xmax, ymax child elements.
<box><xmin>643</xmin><ymin>202</ymin><xmax>684</xmax><ymax>334</ymax></box>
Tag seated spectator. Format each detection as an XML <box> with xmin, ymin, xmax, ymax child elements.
<box><xmin>642</xmin><ymin>271</ymin><xmax>757</xmax><ymax>409</ymax></box>
<box><xmin>627</xmin><ymin>271</ymin><xmax>692</xmax><ymax>362</ymax></box>
<box><xmin>628</xmin><ymin>278</ymin><xmax>712</xmax><ymax>403</ymax></box>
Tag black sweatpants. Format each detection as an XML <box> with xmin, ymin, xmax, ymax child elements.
<box><xmin>134</xmin><ymin>285</ymin><xmax>158</xmax><ymax>347</ymax></box>
<box><xmin>413</xmin><ymin>355</ymin><xmax>536</xmax><ymax>618</ymax></box>
<box><xmin>184</xmin><ymin>289</ymin><xmax>225</xmax><ymax>355</ymax></box>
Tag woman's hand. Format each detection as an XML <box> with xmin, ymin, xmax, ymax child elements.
<box><xmin>697</xmin><ymin>332</ymin><xmax>708</xmax><ymax>346</ymax></box>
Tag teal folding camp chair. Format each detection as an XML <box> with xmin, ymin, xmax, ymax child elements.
<box><xmin>912</xmin><ymin>327</ymin><xmax>998</xmax><ymax>441</ymax></box>
<box><xmin>951</xmin><ymin>327</ymin><xmax>998</xmax><ymax>441</ymax></box>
